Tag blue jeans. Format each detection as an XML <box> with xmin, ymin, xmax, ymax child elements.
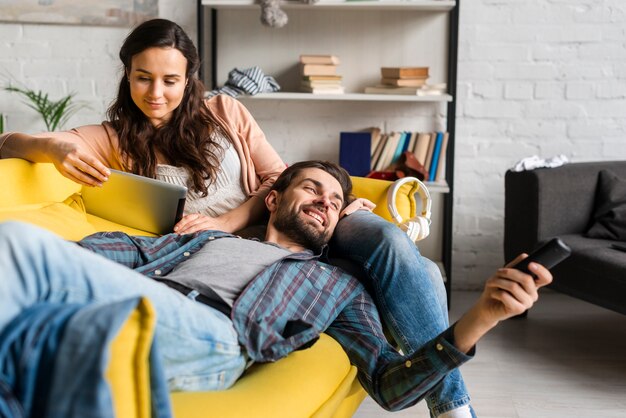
<box><xmin>0</xmin><ymin>221</ymin><xmax>246</xmax><ymax>392</ymax></box>
<box><xmin>330</xmin><ymin>211</ymin><xmax>475</xmax><ymax>417</ymax></box>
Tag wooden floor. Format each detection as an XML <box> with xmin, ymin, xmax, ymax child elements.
<box><xmin>354</xmin><ymin>290</ymin><xmax>626</xmax><ymax>418</ymax></box>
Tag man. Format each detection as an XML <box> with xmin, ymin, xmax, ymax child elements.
<box><xmin>0</xmin><ymin>161</ymin><xmax>552</xmax><ymax>413</ymax></box>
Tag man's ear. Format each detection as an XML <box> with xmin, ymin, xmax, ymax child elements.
<box><xmin>265</xmin><ymin>190</ymin><xmax>280</xmax><ymax>213</ymax></box>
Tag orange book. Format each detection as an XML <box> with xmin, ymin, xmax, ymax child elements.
<box><xmin>381</xmin><ymin>77</ymin><xmax>427</xmax><ymax>87</ymax></box>
<box><xmin>381</xmin><ymin>67</ymin><xmax>429</xmax><ymax>79</ymax></box>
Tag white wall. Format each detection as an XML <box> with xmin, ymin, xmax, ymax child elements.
<box><xmin>455</xmin><ymin>0</ymin><xmax>626</xmax><ymax>288</ymax></box>
<box><xmin>0</xmin><ymin>0</ymin><xmax>195</xmax><ymax>130</ymax></box>
<box><xmin>1</xmin><ymin>1</ymin><xmax>625</xmax><ymax>289</ymax></box>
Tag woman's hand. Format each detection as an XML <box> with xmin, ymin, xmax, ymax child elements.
<box><xmin>174</xmin><ymin>213</ymin><xmax>235</xmax><ymax>235</ymax></box>
<box><xmin>47</xmin><ymin>138</ymin><xmax>110</xmax><ymax>187</ymax></box>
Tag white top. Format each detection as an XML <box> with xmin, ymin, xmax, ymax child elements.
<box><xmin>156</xmin><ymin>140</ymin><xmax>247</xmax><ymax>217</ymax></box>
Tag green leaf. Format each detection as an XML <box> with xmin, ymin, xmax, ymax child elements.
<box><xmin>4</xmin><ymin>83</ymin><xmax>84</xmax><ymax>131</ymax></box>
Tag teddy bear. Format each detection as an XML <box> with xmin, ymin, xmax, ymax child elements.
<box><xmin>260</xmin><ymin>0</ymin><xmax>319</xmax><ymax>28</ymax></box>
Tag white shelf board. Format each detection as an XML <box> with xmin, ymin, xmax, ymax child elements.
<box><xmin>233</xmin><ymin>92</ymin><xmax>452</xmax><ymax>102</ymax></box>
<box><xmin>202</xmin><ymin>1</ymin><xmax>456</xmax><ymax>12</ymax></box>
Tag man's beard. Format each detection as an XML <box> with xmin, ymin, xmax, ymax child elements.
<box><xmin>273</xmin><ymin>204</ymin><xmax>330</xmax><ymax>252</ymax></box>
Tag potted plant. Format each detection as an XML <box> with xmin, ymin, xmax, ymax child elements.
<box><xmin>4</xmin><ymin>83</ymin><xmax>81</xmax><ymax>131</ymax></box>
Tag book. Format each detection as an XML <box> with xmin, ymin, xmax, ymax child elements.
<box><xmin>435</xmin><ymin>132</ymin><xmax>449</xmax><ymax>182</ymax></box>
<box><xmin>405</xmin><ymin>132</ymin><xmax>417</xmax><ymax>152</ymax></box>
<box><xmin>428</xmin><ymin>132</ymin><xmax>444</xmax><ymax>182</ymax></box>
<box><xmin>381</xmin><ymin>77</ymin><xmax>427</xmax><ymax>87</ymax></box>
<box><xmin>368</xmin><ymin>127</ymin><xmax>383</xmax><ymax>158</ymax></box>
<box><xmin>401</xmin><ymin>132</ymin><xmax>413</xmax><ymax>155</ymax></box>
<box><xmin>301</xmin><ymin>80</ymin><xmax>343</xmax><ymax>88</ymax></box>
<box><xmin>364</xmin><ymin>85</ymin><xmax>426</xmax><ymax>95</ymax></box>
<box><xmin>375</xmin><ymin>131</ymin><xmax>402</xmax><ymax>171</ymax></box>
<box><xmin>381</xmin><ymin>67</ymin><xmax>429</xmax><ymax>79</ymax></box>
<box><xmin>301</xmin><ymin>64</ymin><xmax>337</xmax><ymax>76</ymax></box>
<box><xmin>299</xmin><ymin>54</ymin><xmax>340</xmax><ymax>65</ymax></box>
<box><xmin>302</xmin><ymin>75</ymin><xmax>343</xmax><ymax>81</ymax></box>
<box><xmin>300</xmin><ymin>85</ymin><xmax>345</xmax><ymax>94</ymax></box>
<box><xmin>390</xmin><ymin>132</ymin><xmax>409</xmax><ymax>164</ymax></box>
<box><xmin>375</xmin><ymin>132</ymin><xmax>396</xmax><ymax>171</ymax></box>
<box><xmin>370</xmin><ymin>133</ymin><xmax>388</xmax><ymax>170</ymax></box>
<box><xmin>339</xmin><ymin>131</ymin><xmax>372</xmax><ymax>177</ymax></box>
<box><xmin>413</xmin><ymin>132</ymin><xmax>432</xmax><ymax>166</ymax></box>
<box><xmin>423</xmin><ymin>132</ymin><xmax>437</xmax><ymax>175</ymax></box>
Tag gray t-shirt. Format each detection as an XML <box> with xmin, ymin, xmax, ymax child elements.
<box><xmin>164</xmin><ymin>236</ymin><xmax>290</xmax><ymax>307</ymax></box>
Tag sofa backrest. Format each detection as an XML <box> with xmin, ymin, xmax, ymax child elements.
<box><xmin>1</xmin><ymin>159</ymin><xmax>419</xmax><ymax>241</ymax></box>
<box><xmin>504</xmin><ymin>160</ymin><xmax>626</xmax><ymax>262</ymax></box>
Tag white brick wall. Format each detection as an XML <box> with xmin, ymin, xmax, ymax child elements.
<box><xmin>0</xmin><ymin>0</ymin><xmax>194</xmax><ymax>129</ymax></box>
<box><xmin>455</xmin><ymin>0</ymin><xmax>626</xmax><ymax>289</ymax></box>
<box><xmin>1</xmin><ymin>0</ymin><xmax>626</xmax><ymax>290</ymax></box>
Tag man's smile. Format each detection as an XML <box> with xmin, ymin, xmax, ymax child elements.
<box><xmin>303</xmin><ymin>208</ymin><xmax>326</xmax><ymax>226</ymax></box>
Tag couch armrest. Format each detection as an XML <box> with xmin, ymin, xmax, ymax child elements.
<box><xmin>351</xmin><ymin>176</ymin><xmax>419</xmax><ymax>222</ymax></box>
<box><xmin>0</xmin><ymin>159</ymin><xmax>80</xmax><ymax>207</ymax></box>
<box><xmin>504</xmin><ymin>160</ymin><xmax>626</xmax><ymax>262</ymax></box>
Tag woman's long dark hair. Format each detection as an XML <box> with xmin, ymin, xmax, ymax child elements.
<box><xmin>107</xmin><ymin>18</ymin><xmax>223</xmax><ymax>196</ymax></box>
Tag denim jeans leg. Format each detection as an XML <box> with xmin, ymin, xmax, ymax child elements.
<box><xmin>0</xmin><ymin>221</ymin><xmax>246</xmax><ymax>392</ymax></box>
<box><xmin>329</xmin><ymin>211</ymin><xmax>474</xmax><ymax>417</ymax></box>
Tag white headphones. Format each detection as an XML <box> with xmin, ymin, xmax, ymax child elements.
<box><xmin>386</xmin><ymin>177</ymin><xmax>432</xmax><ymax>242</ymax></box>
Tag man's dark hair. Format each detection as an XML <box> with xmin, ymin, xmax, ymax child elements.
<box><xmin>270</xmin><ymin>161</ymin><xmax>354</xmax><ymax>209</ymax></box>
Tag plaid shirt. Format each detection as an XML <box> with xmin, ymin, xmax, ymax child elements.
<box><xmin>78</xmin><ymin>231</ymin><xmax>473</xmax><ymax>411</ymax></box>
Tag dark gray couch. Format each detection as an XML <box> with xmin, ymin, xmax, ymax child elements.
<box><xmin>504</xmin><ymin>160</ymin><xmax>626</xmax><ymax>315</ymax></box>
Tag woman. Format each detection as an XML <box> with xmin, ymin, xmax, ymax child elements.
<box><xmin>0</xmin><ymin>19</ymin><xmax>474</xmax><ymax>418</ymax></box>
<box><xmin>0</xmin><ymin>19</ymin><xmax>284</xmax><ymax>235</ymax></box>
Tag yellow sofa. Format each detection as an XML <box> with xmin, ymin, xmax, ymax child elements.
<box><xmin>0</xmin><ymin>158</ymin><xmax>420</xmax><ymax>418</ymax></box>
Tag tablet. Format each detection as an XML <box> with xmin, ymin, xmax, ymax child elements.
<box><xmin>81</xmin><ymin>169</ymin><xmax>187</xmax><ymax>235</ymax></box>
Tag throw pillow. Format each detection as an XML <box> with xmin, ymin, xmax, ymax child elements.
<box><xmin>585</xmin><ymin>169</ymin><xmax>626</xmax><ymax>240</ymax></box>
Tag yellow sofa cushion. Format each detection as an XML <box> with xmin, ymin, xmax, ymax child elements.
<box><xmin>106</xmin><ymin>298</ymin><xmax>157</xmax><ymax>418</ymax></box>
<box><xmin>170</xmin><ymin>334</ymin><xmax>365</xmax><ymax>418</ymax></box>
<box><xmin>0</xmin><ymin>201</ymin><xmax>96</xmax><ymax>241</ymax></box>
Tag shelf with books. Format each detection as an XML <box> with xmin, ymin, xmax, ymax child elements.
<box><xmin>236</xmin><ymin>92</ymin><xmax>453</xmax><ymax>102</ymax></box>
<box><xmin>198</xmin><ymin>0</ymin><xmax>461</xmax><ymax>306</ymax></box>
<box><xmin>339</xmin><ymin>128</ymin><xmax>450</xmax><ymax>187</ymax></box>
<box><xmin>201</xmin><ymin>1</ymin><xmax>455</xmax><ymax>12</ymax></box>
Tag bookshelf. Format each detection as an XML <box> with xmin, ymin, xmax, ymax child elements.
<box><xmin>197</xmin><ymin>0</ymin><xmax>460</xmax><ymax>306</ymax></box>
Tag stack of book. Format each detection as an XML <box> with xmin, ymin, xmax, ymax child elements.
<box><xmin>365</xmin><ymin>66</ymin><xmax>445</xmax><ymax>96</ymax></box>
<box><xmin>300</xmin><ymin>54</ymin><xmax>344</xmax><ymax>94</ymax></box>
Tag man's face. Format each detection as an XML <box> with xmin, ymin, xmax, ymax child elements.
<box><xmin>272</xmin><ymin>168</ymin><xmax>344</xmax><ymax>251</ymax></box>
